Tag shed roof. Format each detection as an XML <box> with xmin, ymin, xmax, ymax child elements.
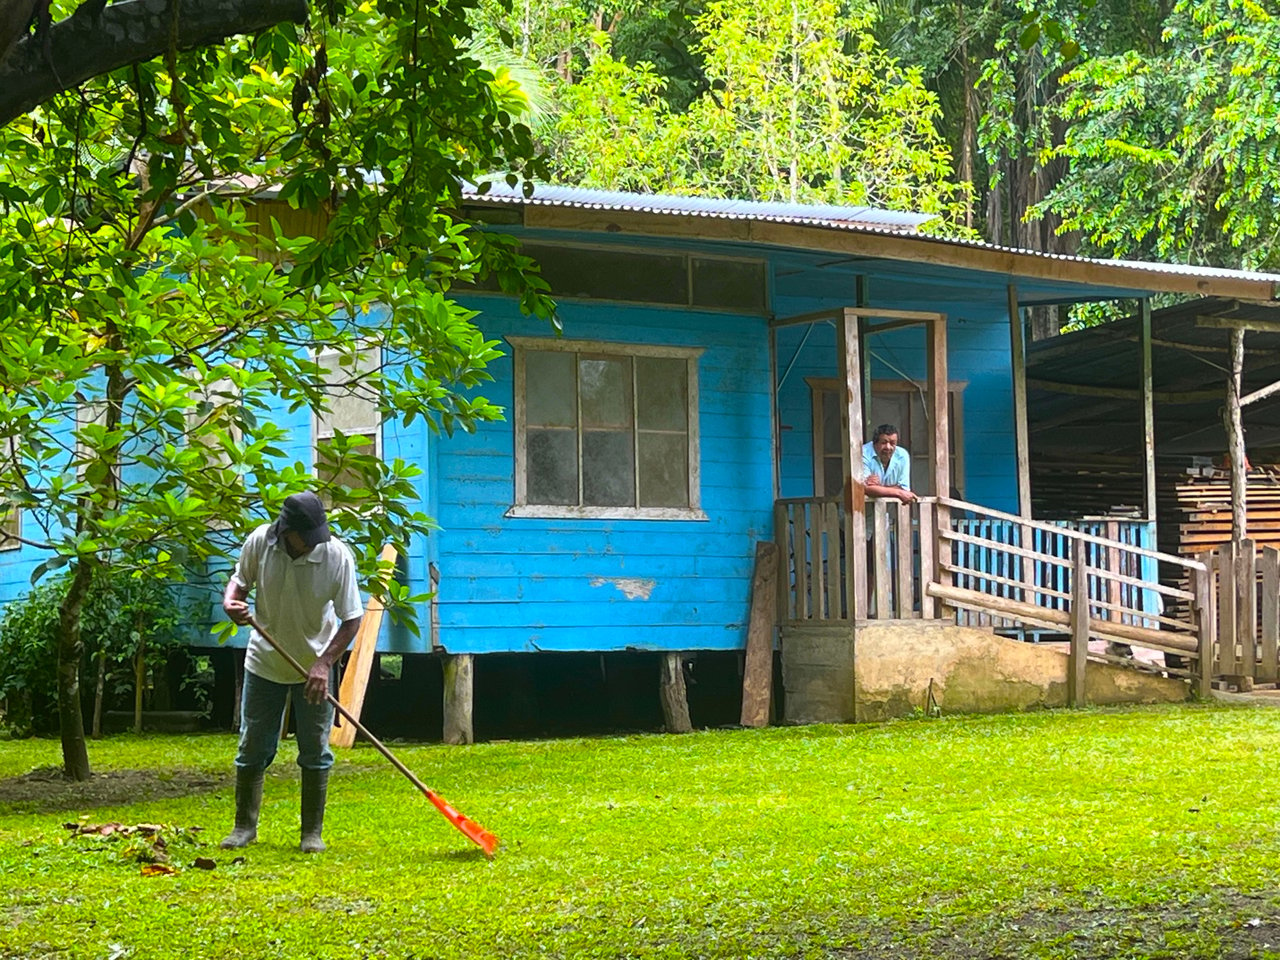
<box><xmin>1026</xmin><ymin>299</ymin><xmax>1280</xmax><ymax>459</ymax></box>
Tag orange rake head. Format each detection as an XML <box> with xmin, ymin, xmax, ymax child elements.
<box><xmin>423</xmin><ymin>788</ymin><xmax>500</xmax><ymax>858</ymax></box>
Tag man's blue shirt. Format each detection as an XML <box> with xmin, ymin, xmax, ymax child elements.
<box><xmin>861</xmin><ymin>441</ymin><xmax>911</xmax><ymax>491</ymax></box>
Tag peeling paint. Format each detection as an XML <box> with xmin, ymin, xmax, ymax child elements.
<box><xmin>590</xmin><ymin>576</ymin><xmax>656</xmax><ymax>600</ymax></box>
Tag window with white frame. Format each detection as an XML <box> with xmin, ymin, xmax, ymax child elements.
<box><xmin>509</xmin><ymin>337</ymin><xmax>705</xmax><ymax>520</ymax></box>
<box><xmin>0</xmin><ymin>437</ymin><xmax>20</xmax><ymax>550</ymax></box>
<box><xmin>314</xmin><ymin>346</ymin><xmax>382</xmax><ymax>490</ymax></box>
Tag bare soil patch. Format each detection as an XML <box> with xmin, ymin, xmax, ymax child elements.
<box><xmin>0</xmin><ymin>766</ymin><xmax>225</xmax><ymax>813</ymax></box>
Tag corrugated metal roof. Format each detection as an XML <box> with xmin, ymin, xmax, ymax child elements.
<box><xmin>461</xmin><ymin>182</ymin><xmax>1280</xmax><ymax>294</ymax></box>
<box><xmin>462</xmin><ymin>181</ymin><xmax>933</xmax><ymax>231</ymax></box>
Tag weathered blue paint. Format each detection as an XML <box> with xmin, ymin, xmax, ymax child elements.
<box><xmin>432</xmin><ymin>295</ymin><xmax>774</xmax><ymax>654</ymax></box>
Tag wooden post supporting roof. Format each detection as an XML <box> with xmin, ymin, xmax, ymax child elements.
<box><xmin>1008</xmin><ymin>284</ymin><xmax>1031</xmax><ymax>518</ymax></box>
<box><xmin>1141</xmin><ymin>299</ymin><xmax>1157</xmax><ymax>522</ymax></box>
<box><xmin>929</xmin><ymin>315</ymin><xmax>951</xmax><ymax>505</ymax></box>
<box><xmin>1226</xmin><ymin>329</ymin><xmax>1247</xmax><ymax>541</ymax></box>
<box><xmin>838</xmin><ymin>308</ymin><xmax>867</xmax><ymax>619</ymax></box>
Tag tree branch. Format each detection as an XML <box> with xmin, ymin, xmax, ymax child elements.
<box><xmin>0</xmin><ymin>0</ymin><xmax>310</xmax><ymax>126</ymax></box>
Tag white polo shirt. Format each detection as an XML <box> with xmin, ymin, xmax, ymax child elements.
<box><xmin>231</xmin><ymin>523</ymin><xmax>364</xmax><ymax>684</ymax></box>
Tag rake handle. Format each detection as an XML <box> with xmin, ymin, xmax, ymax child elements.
<box><xmin>247</xmin><ymin>615</ymin><xmax>430</xmax><ymax>791</ymax></box>
<box><xmin>244</xmin><ymin>615</ymin><xmax>493</xmax><ymax>851</ymax></box>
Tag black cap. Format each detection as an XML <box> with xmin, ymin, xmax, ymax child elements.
<box><xmin>276</xmin><ymin>492</ymin><xmax>331</xmax><ymax>548</ymax></box>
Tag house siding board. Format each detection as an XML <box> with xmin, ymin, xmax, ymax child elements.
<box><xmin>433</xmin><ymin>298</ymin><xmax>772</xmax><ymax>654</ymax></box>
<box><xmin>773</xmin><ymin>299</ymin><xmax>1018</xmax><ymax>513</ymax></box>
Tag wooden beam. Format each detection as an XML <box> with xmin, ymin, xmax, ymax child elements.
<box><xmin>1193</xmin><ymin>553</ymin><xmax>1214</xmax><ymax>699</ymax></box>
<box><xmin>331</xmin><ymin>545</ymin><xmax>398</xmax><ymax>749</ymax></box>
<box><xmin>770</xmin><ymin>325</ymin><xmax>781</xmax><ymax>500</ymax></box>
<box><xmin>838</xmin><ymin>307</ymin><xmax>868</xmax><ymax>619</ymax></box>
<box><xmin>1069</xmin><ymin>538</ymin><xmax>1089</xmax><ymax>707</ymax></box>
<box><xmin>1198</xmin><ymin>315</ymin><xmax>1280</xmax><ymax>334</ymax></box>
<box><xmin>740</xmin><ymin>541</ymin><xmax>779</xmax><ymax>727</ymax></box>
<box><xmin>929</xmin><ymin>315</ymin><xmax>950</xmax><ymax>503</ymax></box>
<box><xmin>771</xmin><ymin>308</ymin><xmax>841</xmax><ymax>329</ymax></box>
<box><xmin>1026</xmin><ymin>379</ymin><xmax>1221</xmax><ymax>403</ymax></box>
<box><xmin>1241</xmin><ymin>378</ymin><xmax>1280</xmax><ymax>408</ymax></box>
<box><xmin>442</xmin><ymin>653</ymin><xmax>474</xmax><ymax>746</ymax></box>
<box><xmin>1009</xmin><ymin>284</ymin><xmax>1031</xmax><ymax>518</ymax></box>
<box><xmin>863</xmin><ymin>317</ymin><xmax>929</xmax><ymax>335</ymax></box>
<box><xmin>1140</xmin><ymin>298</ymin><xmax>1157</xmax><ymax>522</ymax></box>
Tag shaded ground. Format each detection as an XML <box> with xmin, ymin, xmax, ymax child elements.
<box><xmin>0</xmin><ymin>766</ymin><xmax>225</xmax><ymax>813</ymax></box>
<box><xmin>833</xmin><ymin>893</ymin><xmax>1280</xmax><ymax>960</ymax></box>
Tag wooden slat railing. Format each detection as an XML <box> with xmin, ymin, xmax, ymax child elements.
<box><xmin>930</xmin><ymin>496</ymin><xmax>1212</xmax><ymax>700</ymax></box>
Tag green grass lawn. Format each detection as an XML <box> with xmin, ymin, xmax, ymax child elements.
<box><xmin>3</xmin><ymin>703</ymin><xmax>1280</xmax><ymax>959</ymax></box>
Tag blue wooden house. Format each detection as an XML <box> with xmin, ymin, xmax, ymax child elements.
<box><xmin>5</xmin><ymin>184</ymin><xmax>1279</xmax><ymax>736</ymax></box>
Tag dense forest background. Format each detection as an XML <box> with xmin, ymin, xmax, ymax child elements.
<box><xmin>472</xmin><ymin>0</ymin><xmax>1280</xmax><ymax>276</ymax></box>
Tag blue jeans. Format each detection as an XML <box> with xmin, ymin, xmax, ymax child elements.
<box><xmin>234</xmin><ymin>670</ymin><xmax>334</xmax><ymax>773</ymax></box>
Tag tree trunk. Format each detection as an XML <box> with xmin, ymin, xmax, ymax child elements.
<box><xmin>57</xmin><ymin>560</ymin><xmax>94</xmax><ymax>780</ymax></box>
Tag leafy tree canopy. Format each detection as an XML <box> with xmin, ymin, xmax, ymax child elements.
<box><xmin>0</xmin><ymin>0</ymin><xmax>553</xmax><ymax>777</ymax></box>
<box><xmin>543</xmin><ymin>0</ymin><xmax>973</xmax><ymax>231</ymax></box>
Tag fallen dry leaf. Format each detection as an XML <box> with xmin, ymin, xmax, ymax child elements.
<box><xmin>193</xmin><ymin>858</ymin><xmax>216</xmax><ymax>870</ymax></box>
<box><xmin>140</xmin><ymin>863</ymin><xmax>177</xmax><ymax>877</ymax></box>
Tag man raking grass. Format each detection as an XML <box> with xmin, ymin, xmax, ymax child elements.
<box><xmin>220</xmin><ymin>492</ymin><xmax>498</xmax><ymax>858</ymax></box>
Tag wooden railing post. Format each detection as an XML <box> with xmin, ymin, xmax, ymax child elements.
<box><xmin>919</xmin><ymin>499</ymin><xmax>936</xmax><ymax>619</ymax></box>
<box><xmin>1217</xmin><ymin>541</ymin><xmax>1238</xmax><ymax>678</ymax></box>
<box><xmin>774</xmin><ymin>502</ymin><xmax>791</xmax><ymax>623</ymax></box>
<box><xmin>1261</xmin><ymin>546</ymin><xmax>1280</xmax><ymax>684</ymax></box>
<box><xmin>1068</xmin><ymin>537</ymin><xmax>1089</xmax><ymax>707</ymax></box>
<box><xmin>873</xmin><ymin>499</ymin><xmax>891</xmax><ymax>618</ymax></box>
<box><xmin>1237</xmin><ymin>539</ymin><xmax>1257</xmax><ymax>681</ymax></box>
<box><xmin>1193</xmin><ymin>552</ymin><xmax>1214</xmax><ymax>699</ymax></box>
<box><xmin>896</xmin><ymin>500</ymin><xmax>913</xmax><ymax>618</ymax></box>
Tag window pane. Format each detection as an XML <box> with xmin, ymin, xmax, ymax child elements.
<box><xmin>635</xmin><ymin>357</ymin><xmax>688</xmax><ymax>432</ymax></box>
<box><xmin>821</xmin><ymin>390</ymin><xmax>842</xmax><ymax>456</ymax></box>
<box><xmin>691</xmin><ymin>258</ymin><xmax>766</xmax><ymax>311</ymax></box>
<box><xmin>316</xmin><ymin>434</ymin><xmax>378</xmax><ymax>494</ymax></box>
<box><xmin>318</xmin><ymin>349</ymin><xmax>380</xmax><ymax>436</ymax></box>
<box><xmin>525</xmin><ymin>351</ymin><xmax>576</xmax><ymax>428</ymax></box>
<box><xmin>583</xmin><ymin>430</ymin><xmax>635</xmax><ymax>507</ymax></box>
<box><xmin>580</xmin><ymin>357</ymin><xmax>632</xmax><ymax>429</ymax></box>
<box><xmin>638</xmin><ymin>433</ymin><xmax>688</xmax><ymax>507</ymax></box>
<box><xmin>823</xmin><ymin>457</ymin><xmax>844</xmax><ymax>498</ymax></box>
<box><xmin>525</xmin><ymin>244</ymin><xmax>688</xmax><ymax>304</ymax></box>
<box><xmin>528</xmin><ymin>429</ymin><xmax>579</xmax><ymax>505</ymax></box>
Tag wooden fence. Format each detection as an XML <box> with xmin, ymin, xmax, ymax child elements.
<box><xmin>1207</xmin><ymin>541</ymin><xmax>1280</xmax><ymax>683</ymax></box>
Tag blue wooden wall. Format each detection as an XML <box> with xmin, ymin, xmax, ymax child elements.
<box><xmin>433</xmin><ymin>295</ymin><xmax>774</xmax><ymax>654</ymax></box>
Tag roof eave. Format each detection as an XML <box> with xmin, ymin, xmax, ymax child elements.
<box><xmin>512</xmin><ymin>204</ymin><xmax>1280</xmax><ymax>303</ymax></box>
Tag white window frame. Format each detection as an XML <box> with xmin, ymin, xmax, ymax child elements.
<box><xmin>312</xmin><ymin>345</ymin><xmax>384</xmax><ymax>482</ymax></box>
<box><xmin>0</xmin><ymin>435</ymin><xmax>20</xmax><ymax>550</ymax></box>
<box><xmin>508</xmin><ymin>336</ymin><xmax>707</xmax><ymax>521</ymax></box>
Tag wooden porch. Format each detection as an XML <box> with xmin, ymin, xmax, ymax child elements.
<box><xmin>774</xmin><ymin>493</ymin><xmax>1215</xmax><ymax>703</ymax></box>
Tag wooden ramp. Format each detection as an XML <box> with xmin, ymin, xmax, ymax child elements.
<box><xmin>331</xmin><ymin>545</ymin><xmax>397</xmax><ymax>748</ymax></box>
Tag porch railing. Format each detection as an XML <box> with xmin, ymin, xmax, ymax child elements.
<box><xmin>931</xmin><ymin>497</ymin><xmax>1208</xmax><ymax>664</ymax></box>
<box><xmin>773</xmin><ymin>496</ymin><xmax>937</xmax><ymax>622</ymax></box>
<box><xmin>775</xmin><ymin>495</ymin><xmax>1211</xmax><ymax>666</ymax></box>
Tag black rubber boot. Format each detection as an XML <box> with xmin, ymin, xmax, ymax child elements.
<box><xmin>220</xmin><ymin>768</ymin><xmax>264</xmax><ymax>849</ymax></box>
<box><xmin>300</xmin><ymin>768</ymin><xmax>329</xmax><ymax>854</ymax></box>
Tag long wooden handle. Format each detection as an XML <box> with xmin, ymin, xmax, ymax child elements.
<box><xmin>246</xmin><ymin>615</ymin><xmax>432</xmax><ymax>794</ymax></box>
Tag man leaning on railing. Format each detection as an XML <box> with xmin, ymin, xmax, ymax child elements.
<box><xmin>861</xmin><ymin>424</ymin><xmax>918</xmax><ymax>504</ymax></box>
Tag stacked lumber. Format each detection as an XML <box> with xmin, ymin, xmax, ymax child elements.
<box><xmin>1160</xmin><ymin>464</ymin><xmax>1280</xmax><ymax>556</ymax></box>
